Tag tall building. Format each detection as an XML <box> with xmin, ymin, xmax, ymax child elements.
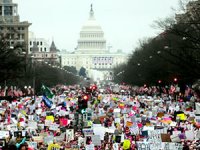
<box><xmin>0</xmin><ymin>0</ymin><xmax>31</xmax><ymax>53</ymax></box>
<box><xmin>61</xmin><ymin>5</ymin><xmax>128</xmax><ymax>81</ymax></box>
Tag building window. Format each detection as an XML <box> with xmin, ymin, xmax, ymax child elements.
<box><xmin>30</xmin><ymin>48</ymin><xmax>32</xmax><ymax>52</ymax></box>
<box><xmin>4</xmin><ymin>6</ymin><xmax>13</xmax><ymax>16</ymax></box>
<box><xmin>44</xmin><ymin>47</ymin><xmax>46</xmax><ymax>52</ymax></box>
<box><xmin>40</xmin><ymin>42</ymin><xmax>42</xmax><ymax>45</ymax></box>
<box><xmin>30</xmin><ymin>41</ymin><xmax>32</xmax><ymax>45</ymax></box>
<box><xmin>40</xmin><ymin>48</ymin><xmax>42</xmax><ymax>52</ymax></box>
<box><xmin>37</xmin><ymin>42</ymin><xmax>39</xmax><ymax>45</ymax></box>
<box><xmin>21</xmin><ymin>34</ymin><xmax>24</xmax><ymax>39</ymax></box>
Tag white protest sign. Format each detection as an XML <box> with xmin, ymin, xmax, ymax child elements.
<box><xmin>91</xmin><ymin>135</ymin><xmax>101</xmax><ymax>146</ymax></box>
<box><xmin>82</xmin><ymin>128</ymin><xmax>93</xmax><ymax>136</ymax></box>
<box><xmin>9</xmin><ymin>124</ymin><xmax>18</xmax><ymax>131</ymax></box>
<box><xmin>114</xmin><ymin>118</ymin><xmax>120</xmax><ymax>123</ymax></box>
<box><xmin>86</xmin><ymin>144</ymin><xmax>94</xmax><ymax>150</ymax></box>
<box><xmin>54</xmin><ymin>133</ymin><xmax>65</xmax><ymax>142</ymax></box>
<box><xmin>27</xmin><ymin>142</ymin><xmax>37</xmax><ymax>149</ymax></box>
<box><xmin>185</xmin><ymin>130</ymin><xmax>194</xmax><ymax>141</ymax></box>
<box><xmin>170</xmin><ymin>134</ymin><xmax>181</xmax><ymax>143</ymax></box>
<box><xmin>170</xmin><ymin>121</ymin><xmax>177</xmax><ymax>127</ymax></box>
<box><xmin>66</xmin><ymin>129</ymin><xmax>74</xmax><ymax>142</ymax></box>
<box><xmin>28</xmin><ymin>121</ymin><xmax>37</xmax><ymax>129</ymax></box>
<box><xmin>11</xmin><ymin>118</ymin><xmax>18</xmax><ymax>124</ymax></box>
<box><xmin>93</xmin><ymin>126</ymin><xmax>105</xmax><ymax>140</ymax></box>
<box><xmin>162</xmin><ymin>142</ymin><xmax>183</xmax><ymax>150</ymax></box>
<box><xmin>105</xmin><ymin>128</ymin><xmax>115</xmax><ymax>134</ymax></box>
<box><xmin>44</xmin><ymin>135</ymin><xmax>54</xmax><ymax>144</ymax></box>
<box><xmin>0</xmin><ymin>131</ymin><xmax>9</xmax><ymax>139</ymax></box>
<box><xmin>137</xmin><ymin>142</ymin><xmax>150</xmax><ymax>150</ymax></box>
<box><xmin>148</xmin><ymin>130</ymin><xmax>162</xmax><ymax>150</ymax></box>
<box><xmin>113</xmin><ymin>143</ymin><xmax>119</xmax><ymax>150</ymax></box>
<box><xmin>32</xmin><ymin>136</ymin><xmax>44</xmax><ymax>143</ymax></box>
<box><xmin>69</xmin><ymin>114</ymin><xmax>74</xmax><ymax>119</ymax></box>
<box><xmin>35</xmin><ymin>109</ymin><xmax>42</xmax><ymax>115</ymax></box>
<box><xmin>143</xmin><ymin>126</ymin><xmax>154</xmax><ymax>131</ymax></box>
<box><xmin>28</xmin><ymin>115</ymin><xmax>34</xmax><ymax>121</ymax></box>
<box><xmin>49</xmin><ymin>123</ymin><xmax>59</xmax><ymax>131</ymax></box>
<box><xmin>114</xmin><ymin>108</ymin><xmax>120</xmax><ymax>113</ymax></box>
<box><xmin>78</xmin><ymin>137</ymin><xmax>85</xmax><ymax>146</ymax></box>
<box><xmin>45</xmin><ymin>119</ymin><xmax>53</xmax><ymax>126</ymax></box>
<box><xmin>195</xmin><ymin>103</ymin><xmax>200</xmax><ymax>114</ymax></box>
<box><xmin>38</xmin><ymin>124</ymin><xmax>44</xmax><ymax>130</ymax></box>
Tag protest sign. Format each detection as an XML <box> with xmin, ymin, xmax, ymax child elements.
<box><xmin>44</xmin><ymin>135</ymin><xmax>54</xmax><ymax>144</ymax></box>
<box><xmin>60</xmin><ymin>118</ymin><xmax>68</xmax><ymax>126</ymax></box>
<box><xmin>66</xmin><ymin>129</ymin><xmax>74</xmax><ymax>141</ymax></box>
<box><xmin>86</xmin><ymin>144</ymin><xmax>94</xmax><ymax>150</ymax></box>
<box><xmin>0</xmin><ymin>131</ymin><xmax>9</xmax><ymax>139</ymax></box>
<box><xmin>123</xmin><ymin>139</ymin><xmax>131</xmax><ymax>150</ymax></box>
<box><xmin>54</xmin><ymin>132</ymin><xmax>65</xmax><ymax>142</ymax></box>
<box><xmin>162</xmin><ymin>142</ymin><xmax>183</xmax><ymax>150</ymax></box>
<box><xmin>105</xmin><ymin>128</ymin><xmax>115</xmax><ymax>134</ymax></box>
<box><xmin>170</xmin><ymin>134</ymin><xmax>181</xmax><ymax>142</ymax></box>
<box><xmin>93</xmin><ymin>126</ymin><xmax>105</xmax><ymax>140</ymax></box>
<box><xmin>113</xmin><ymin>143</ymin><xmax>119</xmax><ymax>150</ymax></box>
<box><xmin>47</xmin><ymin>143</ymin><xmax>60</xmax><ymax>150</ymax></box>
<box><xmin>148</xmin><ymin>130</ymin><xmax>162</xmax><ymax>150</ymax></box>
<box><xmin>137</xmin><ymin>142</ymin><xmax>150</xmax><ymax>150</ymax></box>
<box><xmin>49</xmin><ymin>123</ymin><xmax>59</xmax><ymax>131</ymax></box>
<box><xmin>32</xmin><ymin>136</ymin><xmax>44</xmax><ymax>143</ymax></box>
<box><xmin>126</xmin><ymin>121</ymin><xmax>133</xmax><ymax>127</ymax></box>
<box><xmin>185</xmin><ymin>130</ymin><xmax>194</xmax><ymax>141</ymax></box>
<box><xmin>28</xmin><ymin>121</ymin><xmax>37</xmax><ymax>129</ymax></box>
<box><xmin>45</xmin><ymin>119</ymin><xmax>53</xmax><ymax>126</ymax></box>
<box><xmin>39</xmin><ymin>132</ymin><xmax>48</xmax><ymax>137</ymax></box>
<box><xmin>27</xmin><ymin>142</ymin><xmax>37</xmax><ymax>149</ymax></box>
<box><xmin>38</xmin><ymin>124</ymin><xmax>44</xmax><ymax>130</ymax></box>
<box><xmin>35</xmin><ymin>108</ymin><xmax>42</xmax><ymax>115</ymax></box>
<box><xmin>46</xmin><ymin>115</ymin><xmax>54</xmax><ymax>122</ymax></box>
<box><xmin>91</xmin><ymin>135</ymin><xmax>101</xmax><ymax>146</ymax></box>
<box><xmin>161</xmin><ymin>134</ymin><xmax>171</xmax><ymax>142</ymax></box>
<box><xmin>78</xmin><ymin>137</ymin><xmax>85</xmax><ymax>146</ymax></box>
<box><xmin>9</xmin><ymin>124</ymin><xmax>18</xmax><ymax>131</ymax></box>
<box><xmin>195</xmin><ymin>103</ymin><xmax>200</xmax><ymax>114</ymax></box>
<box><xmin>114</xmin><ymin>118</ymin><xmax>120</xmax><ymax>123</ymax></box>
<box><xmin>82</xmin><ymin>128</ymin><xmax>93</xmax><ymax>136</ymax></box>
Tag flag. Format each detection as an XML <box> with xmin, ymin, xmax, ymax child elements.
<box><xmin>42</xmin><ymin>95</ymin><xmax>53</xmax><ymax>108</ymax></box>
<box><xmin>41</xmin><ymin>85</ymin><xmax>54</xmax><ymax>99</ymax></box>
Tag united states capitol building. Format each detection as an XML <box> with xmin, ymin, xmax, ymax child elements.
<box><xmin>61</xmin><ymin>5</ymin><xmax>129</xmax><ymax>81</ymax></box>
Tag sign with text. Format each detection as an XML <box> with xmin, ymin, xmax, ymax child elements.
<box><xmin>66</xmin><ymin>129</ymin><xmax>74</xmax><ymax>142</ymax></box>
<box><xmin>82</xmin><ymin>128</ymin><xmax>93</xmax><ymax>136</ymax></box>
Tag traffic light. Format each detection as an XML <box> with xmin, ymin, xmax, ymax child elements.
<box><xmin>78</xmin><ymin>95</ymin><xmax>88</xmax><ymax>114</ymax></box>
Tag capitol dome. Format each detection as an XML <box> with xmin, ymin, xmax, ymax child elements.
<box><xmin>81</xmin><ymin>7</ymin><xmax>103</xmax><ymax>32</ymax></box>
<box><xmin>76</xmin><ymin>4</ymin><xmax>107</xmax><ymax>54</ymax></box>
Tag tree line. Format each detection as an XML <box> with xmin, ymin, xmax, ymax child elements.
<box><xmin>113</xmin><ymin>0</ymin><xmax>200</xmax><ymax>89</ymax></box>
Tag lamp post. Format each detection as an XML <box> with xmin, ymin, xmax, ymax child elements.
<box><xmin>31</xmin><ymin>55</ymin><xmax>36</xmax><ymax>101</ymax></box>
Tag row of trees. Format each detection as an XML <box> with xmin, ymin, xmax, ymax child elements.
<box><xmin>0</xmin><ymin>33</ymin><xmax>82</xmax><ymax>93</ymax></box>
<box><xmin>113</xmin><ymin>0</ymin><xmax>200</xmax><ymax>87</ymax></box>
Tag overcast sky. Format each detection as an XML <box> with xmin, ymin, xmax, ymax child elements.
<box><xmin>14</xmin><ymin>0</ymin><xmax>180</xmax><ymax>53</ymax></box>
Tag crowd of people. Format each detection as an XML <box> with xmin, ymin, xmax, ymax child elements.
<box><xmin>0</xmin><ymin>83</ymin><xmax>199</xmax><ymax>150</ymax></box>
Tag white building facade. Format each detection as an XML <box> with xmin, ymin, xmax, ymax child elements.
<box><xmin>61</xmin><ymin>5</ymin><xmax>128</xmax><ymax>81</ymax></box>
<box><xmin>28</xmin><ymin>32</ymin><xmax>60</xmax><ymax>65</ymax></box>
